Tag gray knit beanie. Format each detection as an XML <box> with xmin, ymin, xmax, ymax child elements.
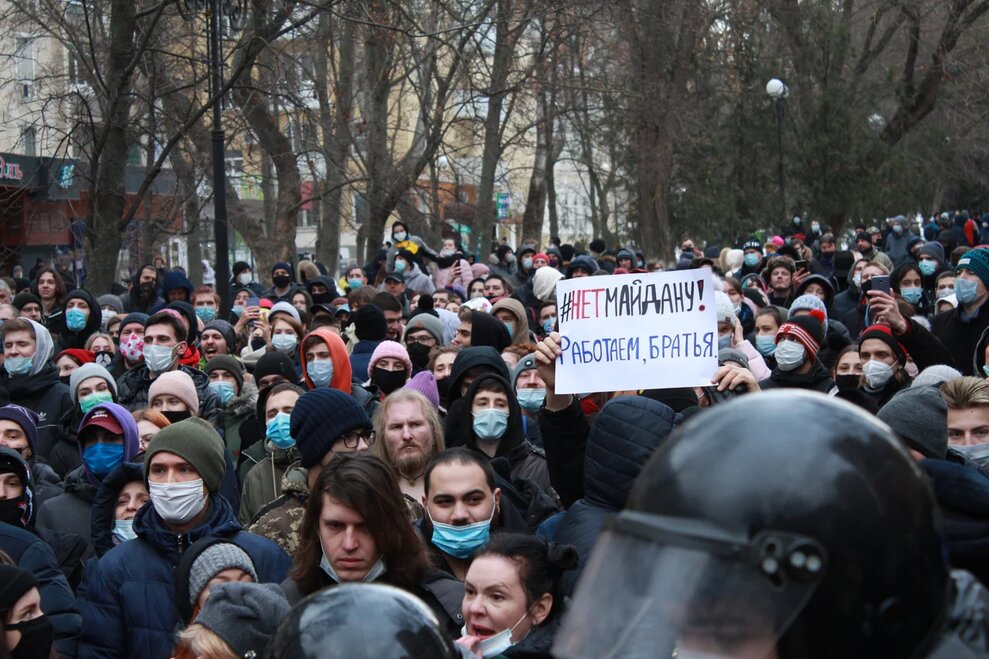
<box><xmin>69</xmin><ymin>363</ymin><xmax>118</xmax><ymax>401</ymax></box>
<box><xmin>187</xmin><ymin>542</ymin><xmax>258</xmax><ymax>613</ymax></box>
<box><xmin>877</xmin><ymin>385</ymin><xmax>948</xmax><ymax>459</ymax></box>
<box><xmin>195</xmin><ymin>582</ymin><xmax>289</xmax><ymax>657</ymax></box>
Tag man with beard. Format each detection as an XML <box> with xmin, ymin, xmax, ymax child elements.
<box><xmin>371</xmin><ymin>389</ymin><xmax>445</xmax><ymax>507</ymax></box>
<box><xmin>119</xmin><ymin>264</ymin><xmax>164</xmax><ymax>314</ymax></box>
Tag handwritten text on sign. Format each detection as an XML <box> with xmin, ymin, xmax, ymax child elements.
<box><xmin>554</xmin><ymin>269</ymin><xmax>718</xmax><ymax>395</ymax></box>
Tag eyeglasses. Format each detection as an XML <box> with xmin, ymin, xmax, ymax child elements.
<box><xmin>337</xmin><ymin>430</ymin><xmax>375</xmax><ymax>449</ymax></box>
<box><xmin>406</xmin><ymin>335</ymin><xmax>437</xmax><ymax>346</ymax></box>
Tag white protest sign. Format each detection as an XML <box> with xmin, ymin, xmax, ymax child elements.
<box><xmin>554</xmin><ymin>269</ymin><xmax>718</xmax><ymax>395</ymax></box>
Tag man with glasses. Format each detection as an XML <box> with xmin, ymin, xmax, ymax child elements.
<box><xmin>402</xmin><ymin>313</ymin><xmax>445</xmax><ymax>371</ymax></box>
<box><xmin>247</xmin><ymin>387</ymin><xmax>374</xmax><ymax>555</ymax></box>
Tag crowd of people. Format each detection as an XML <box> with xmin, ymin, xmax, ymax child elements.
<box><xmin>2</xmin><ymin>212</ymin><xmax>989</xmax><ymax>657</ymax></box>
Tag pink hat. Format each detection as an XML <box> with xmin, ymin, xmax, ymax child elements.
<box><xmin>403</xmin><ymin>371</ymin><xmax>440</xmax><ymax>410</ymax></box>
<box><xmin>148</xmin><ymin>370</ymin><xmax>200</xmax><ymax>415</ymax></box>
<box><xmin>368</xmin><ymin>341</ymin><xmax>412</xmax><ymax>378</ymax></box>
<box><xmin>771</xmin><ymin>235</ymin><xmax>785</xmax><ymax>247</ymax></box>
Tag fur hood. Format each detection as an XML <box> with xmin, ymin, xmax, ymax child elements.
<box><xmin>226</xmin><ymin>380</ymin><xmax>259</xmax><ymax>422</ymax></box>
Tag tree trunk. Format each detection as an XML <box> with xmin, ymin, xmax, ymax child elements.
<box><xmin>84</xmin><ymin>0</ymin><xmax>137</xmax><ymax>293</ymax></box>
<box><xmin>521</xmin><ymin>88</ymin><xmax>548</xmax><ymax>244</ymax></box>
<box><xmin>315</xmin><ymin>9</ymin><xmax>355</xmax><ymax>274</ymax></box>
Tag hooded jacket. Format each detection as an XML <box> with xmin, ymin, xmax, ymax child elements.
<box><xmin>553</xmin><ymin>396</ymin><xmax>679</xmax><ymax>596</ymax></box>
<box><xmin>53</xmin><ymin>289</ymin><xmax>103</xmax><ymax>352</ymax></box>
<box><xmin>89</xmin><ymin>462</ymin><xmax>144</xmax><ymax>557</ymax></box>
<box><xmin>0</xmin><ymin>447</ymin><xmax>93</xmax><ymax>593</ymax></box>
<box><xmin>442</xmin><ymin>347</ymin><xmax>512</xmax><ymax>444</ymax></box>
<box><xmin>115</xmin><ymin>363</ymin><xmax>220</xmax><ymax>425</ymax></box>
<box><xmin>454</xmin><ymin>373</ymin><xmax>554</xmax><ymax>496</ymax></box>
<box><xmin>118</xmin><ymin>273</ymin><xmax>165</xmax><ymax>315</ymax></box>
<box><xmin>400</xmin><ymin>262</ymin><xmax>437</xmax><ymax>295</ymax></box>
<box><xmin>77</xmin><ymin>495</ymin><xmax>291</xmax><ymax>659</ymax></box>
<box><xmin>161</xmin><ymin>270</ymin><xmax>193</xmax><ymax>301</ymax></box>
<box><xmin>0</xmin><ymin>319</ymin><xmax>73</xmax><ymax>461</ymax></box>
<box><xmin>299</xmin><ymin>328</ymin><xmax>353</xmax><ymax>393</ymax></box>
<box><xmin>36</xmin><ymin>402</ymin><xmax>141</xmax><ymax>541</ymax></box>
<box><xmin>468</xmin><ymin>310</ymin><xmax>511</xmax><ymax>352</ymax></box>
<box><xmin>491</xmin><ymin>298</ymin><xmax>532</xmax><ymax>346</ymax></box>
<box><xmin>218</xmin><ymin>380</ymin><xmax>258</xmax><ymax>462</ymax></box>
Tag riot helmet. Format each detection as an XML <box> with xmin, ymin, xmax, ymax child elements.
<box><xmin>264</xmin><ymin>583</ymin><xmax>459</xmax><ymax>659</ymax></box>
<box><xmin>554</xmin><ymin>391</ymin><xmax>949</xmax><ymax>659</ymax></box>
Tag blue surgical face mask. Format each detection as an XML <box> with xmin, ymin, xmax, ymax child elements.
<box><xmin>522</xmin><ymin>256</ymin><xmax>533</xmax><ymax>270</ymax></box>
<box><xmin>517</xmin><ymin>387</ymin><xmax>546</xmax><ymax>412</ymax></box>
<box><xmin>744</xmin><ymin>252</ymin><xmax>761</xmax><ymax>267</ymax></box>
<box><xmin>718</xmin><ymin>334</ymin><xmax>732</xmax><ymax>350</ymax></box>
<box><xmin>308</xmin><ymin>359</ymin><xmax>334</xmax><ymax>387</ymax></box>
<box><xmin>347</xmin><ymin>278</ymin><xmax>363</xmax><ymax>290</ymax></box>
<box><xmin>473</xmin><ymin>409</ymin><xmax>508</xmax><ymax>442</ymax></box>
<box><xmin>272</xmin><ymin>334</ymin><xmax>298</xmax><ymax>354</ymax></box>
<box><xmin>266</xmin><ymin>411</ymin><xmax>295</xmax><ymax>449</ymax></box>
<box><xmin>231</xmin><ymin>305</ymin><xmax>245</xmax><ymax>317</ymax></box>
<box><xmin>918</xmin><ymin>260</ymin><xmax>937</xmax><ymax>276</ymax></box>
<box><xmin>80</xmin><ymin>390</ymin><xmax>113</xmax><ymax>414</ymax></box>
<box><xmin>195</xmin><ymin>306</ymin><xmax>216</xmax><ymax>322</ymax></box>
<box><xmin>542</xmin><ymin>317</ymin><xmax>556</xmax><ymax>335</ymax></box>
<box><xmin>503</xmin><ymin>321</ymin><xmax>514</xmax><ymax>339</ymax></box>
<box><xmin>393</xmin><ymin>230</ymin><xmax>408</xmax><ymax>242</ymax></box>
<box><xmin>3</xmin><ymin>357</ymin><xmax>32</xmax><ymax>377</ymax></box>
<box><xmin>209</xmin><ymin>381</ymin><xmax>236</xmax><ymax>405</ymax></box>
<box><xmin>394</xmin><ymin>259</ymin><xmax>408</xmax><ymax>273</ymax></box>
<box><xmin>428</xmin><ymin>505</ymin><xmax>495</xmax><ymax>559</ymax></box>
<box><xmin>83</xmin><ymin>443</ymin><xmax>124</xmax><ymax>479</ymax></box>
<box><xmin>112</xmin><ymin>519</ymin><xmax>137</xmax><ymax>543</ymax></box>
<box><xmin>65</xmin><ymin>308</ymin><xmax>88</xmax><ymax>331</ymax></box>
<box><xmin>900</xmin><ymin>286</ymin><xmax>922</xmax><ymax>305</ymax></box>
<box><xmin>755</xmin><ymin>334</ymin><xmax>777</xmax><ymax>356</ymax></box>
<box><xmin>955</xmin><ymin>276</ymin><xmax>980</xmax><ymax>305</ymax></box>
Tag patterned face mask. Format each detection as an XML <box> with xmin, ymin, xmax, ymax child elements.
<box><xmin>119</xmin><ymin>333</ymin><xmax>145</xmax><ymax>363</ymax></box>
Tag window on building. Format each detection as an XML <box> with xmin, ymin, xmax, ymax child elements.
<box><xmin>14</xmin><ymin>37</ymin><xmax>35</xmax><ymax>99</ymax></box>
<box><xmin>21</xmin><ymin>127</ymin><xmax>36</xmax><ymax>156</ymax></box>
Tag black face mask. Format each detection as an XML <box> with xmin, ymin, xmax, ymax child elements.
<box><xmin>251</xmin><ymin>336</ymin><xmax>267</xmax><ymax>351</ymax></box>
<box><xmin>835</xmin><ymin>374</ymin><xmax>861</xmax><ymax>392</ymax></box>
<box><xmin>407</xmin><ymin>343</ymin><xmax>431</xmax><ymax>371</ymax></box>
<box><xmin>311</xmin><ymin>292</ymin><xmax>330</xmax><ymax>305</ymax></box>
<box><xmin>59</xmin><ymin>375</ymin><xmax>70</xmax><ymax>386</ymax></box>
<box><xmin>139</xmin><ymin>281</ymin><xmax>156</xmax><ymax>297</ymax></box>
<box><xmin>273</xmin><ymin>275</ymin><xmax>292</xmax><ymax>289</ymax></box>
<box><xmin>436</xmin><ymin>377</ymin><xmax>451</xmax><ymax>407</ymax></box>
<box><xmin>6</xmin><ymin>615</ymin><xmax>54</xmax><ymax>659</ymax></box>
<box><xmin>0</xmin><ymin>497</ymin><xmax>26</xmax><ymax>527</ymax></box>
<box><xmin>372</xmin><ymin>367</ymin><xmax>408</xmax><ymax>395</ymax></box>
<box><xmin>161</xmin><ymin>410</ymin><xmax>192</xmax><ymax>424</ymax></box>
<box><xmin>94</xmin><ymin>351</ymin><xmax>114</xmax><ymax>368</ymax></box>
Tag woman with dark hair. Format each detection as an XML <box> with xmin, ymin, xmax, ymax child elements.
<box><xmin>284</xmin><ymin>452</ymin><xmax>462</xmax><ymax>632</ymax></box>
<box><xmin>458</xmin><ymin>533</ymin><xmax>578</xmax><ymax>658</ymax></box>
<box><xmin>891</xmin><ymin>262</ymin><xmax>931</xmax><ymax>318</ymax></box>
<box><xmin>467</xmin><ymin>277</ymin><xmax>487</xmax><ymax>300</ymax></box>
<box><xmin>29</xmin><ymin>267</ymin><xmax>66</xmax><ymax>325</ymax></box>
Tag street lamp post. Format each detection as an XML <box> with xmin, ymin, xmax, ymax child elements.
<box><xmin>179</xmin><ymin>0</ymin><xmax>246</xmax><ymax>309</ymax></box>
<box><xmin>766</xmin><ymin>78</ymin><xmax>789</xmax><ymax>225</ymax></box>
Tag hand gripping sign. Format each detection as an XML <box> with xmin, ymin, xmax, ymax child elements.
<box><xmin>554</xmin><ymin>269</ymin><xmax>718</xmax><ymax>395</ymax></box>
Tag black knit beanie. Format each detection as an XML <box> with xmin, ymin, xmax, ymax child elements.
<box><xmin>290</xmin><ymin>388</ymin><xmax>372</xmax><ymax>468</ymax></box>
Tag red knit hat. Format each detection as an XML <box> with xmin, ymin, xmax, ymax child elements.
<box><xmin>776</xmin><ymin>310</ymin><xmax>826</xmax><ymax>357</ymax></box>
<box><xmin>859</xmin><ymin>324</ymin><xmax>908</xmax><ymax>362</ymax></box>
<box><xmin>56</xmin><ymin>348</ymin><xmax>94</xmax><ymax>366</ymax></box>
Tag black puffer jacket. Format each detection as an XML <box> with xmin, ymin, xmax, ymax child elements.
<box><xmin>923</xmin><ymin>457</ymin><xmax>989</xmax><ymax>587</ymax></box>
<box><xmin>553</xmin><ymin>396</ymin><xmax>680</xmax><ymax>596</ymax></box>
<box><xmin>760</xmin><ymin>359</ymin><xmax>834</xmax><ymax>393</ymax></box>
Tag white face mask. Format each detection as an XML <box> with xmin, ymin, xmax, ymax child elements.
<box><xmin>238</xmin><ymin>272</ymin><xmax>252</xmax><ymax>285</ymax></box>
<box><xmin>148</xmin><ymin>478</ymin><xmax>207</xmax><ymax>525</ymax></box>
<box><xmin>774</xmin><ymin>339</ymin><xmax>806</xmax><ymax>371</ymax></box>
<box><xmin>461</xmin><ymin>609</ymin><xmax>531</xmax><ymax>656</ymax></box>
<box><xmin>862</xmin><ymin>359</ymin><xmax>895</xmax><ymax>390</ymax></box>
